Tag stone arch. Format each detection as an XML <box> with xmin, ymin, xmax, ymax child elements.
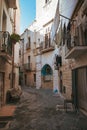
<box><xmin>41</xmin><ymin>64</ymin><xmax>53</xmax><ymax>76</ymax></box>
<box><xmin>41</xmin><ymin>64</ymin><xmax>53</xmax><ymax>89</ymax></box>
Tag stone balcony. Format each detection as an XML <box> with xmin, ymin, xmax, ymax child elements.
<box><xmin>0</xmin><ymin>31</ymin><xmax>12</xmax><ymax>60</ymax></box>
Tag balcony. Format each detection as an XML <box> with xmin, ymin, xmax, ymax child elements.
<box><xmin>40</xmin><ymin>41</ymin><xmax>55</xmax><ymax>53</ymax></box>
<box><xmin>5</xmin><ymin>0</ymin><xmax>17</xmax><ymax>9</ymax></box>
<box><xmin>24</xmin><ymin>63</ymin><xmax>32</xmax><ymax>71</ymax></box>
<box><xmin>65</xmin><ymin>36</ymin><xmax>87</xmax><ymax>59</ymax></box>
<box><xmin>0</xmin><ymin>31</ymin><xmax>12</xmax><ymax>60</ymax></box>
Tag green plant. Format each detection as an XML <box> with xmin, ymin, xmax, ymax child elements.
<box><xmin>10</xmin><ymin>33</ymin><xmax>20</xmax><ymax>43</ymax></box>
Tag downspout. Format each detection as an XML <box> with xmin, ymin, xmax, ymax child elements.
<box><xmin>0</xmin><ymin>0</ymin><xmax>2</xmax><ymax>30</ymax></box>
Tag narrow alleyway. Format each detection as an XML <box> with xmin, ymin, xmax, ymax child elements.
<box><xmin>8</xmin><ymin>87</ymin><xmax>87</xmax><ymax>130</ymax></box>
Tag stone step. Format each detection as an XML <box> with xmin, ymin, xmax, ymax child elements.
<box><xmin>0</xmin><ymin>116</ymin><xmax>14</xmax><ymax>121</ymax></box>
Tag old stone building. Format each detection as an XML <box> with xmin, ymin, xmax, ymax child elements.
<box><xmin>53</xmin><ymin>0</ymin><xmax>87</xmax><ymax>113</ymax></box>
<box><xmin>20</xmin><ymin>0</ymin><xmax>60</xmax><ymax>91</ymax></box>
<box><xmin>0</xmin><ymin>0</ymin><xmax>20</xmax><ymax>107</ymax></box>
<box><xmin>19</xmin><ymin>26</ymin><xmax>36</xmax><ymax>87</ymax></box>
<box><xmin>20</xmin><ymin>0</ymin><xmax>87</xmax><ymax>113</ymax></box>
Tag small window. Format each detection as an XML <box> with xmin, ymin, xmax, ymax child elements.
<box><xmin>34</xmin><ymin>74</ymin><xmax>36</xmax><ymax>82</ymax></box>
<box><xmin>45</xmin><ymin>0</ymin><xmax>49</xmax><ymax>4</ymax></box>
<box><xmin>63</xmin><ymin>86</ymin><xmax>66</xmax><ymax>93</ymax></box>
<box><xmin>38</xmin><ymin>38</ymin><xmax>40</xmax><ymax>42</ymax></box>
<box><xmin>28</xmin><ymin>56</ymin><xmax>30</xmax><ymax>63</ymax></box>
<box><xmin>28</xmin><ymin>37</ymin><xmax>31</xmax><ymax>48</ymax></box>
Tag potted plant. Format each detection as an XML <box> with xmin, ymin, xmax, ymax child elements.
<box><xmin>10</xmin><ymin>33</ymin><xmax>20</xmax><ymax>44</ymax></box>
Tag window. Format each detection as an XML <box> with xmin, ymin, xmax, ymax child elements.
<box><xmin>28</xmin><ymin>56</ymin><xmax>30</xmax><ymax>63</ymax></box>
<box><xmin>2</xmin><ymin>11</ymin><xmax>7</xmax><ymax>31</ymax></box>
<box><xmin>45</xmin><ymin>33</ymin><xmax>50</xmax><ymax>48</ymax></box>
<box><xmin>38</xmin><ymin>38</ymin><xmax>40</xmax><ymax>42</ymax></box>
<box><xmin>28</xmin><ymin>37</ymin><xmax>31</xmax><ymax>48</ymax></box>
<box><xmin>34</xmin><ymin>74</ymin><xmax>36</xmax><ymax>82</ymax></box>
<box><xmin>19</xmin><ymin>49</ymin><xmax>21</xmax><ymax>56</ymax></box>
<box><xmin>45</xmin><ymin>0</ymin><xmax>49</xmax><ymax>4</ymax></box>
<box><xmin>75</xmin><ymin>24</ymin><xmax>86</xmax><ymax>46</ymax></box>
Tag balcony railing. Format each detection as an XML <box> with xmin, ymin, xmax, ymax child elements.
<box><xmin>24</xmin><ymin>63</ymin><xmax>32</xmax><ymax>71</ymax></box>
<box><xmin>0</xmin><ymin>31</ymin><xmax>12</xmax><ymax>60</ymax></box>
<box><xmin>40</xmin><ymin>41</ymin><xmax>54</xmax><ymax>53</ymax></box>
<box><xmin>65</xmin><ymin>35</ymin><xmax>87</xmax><ymax>59</ymax></box>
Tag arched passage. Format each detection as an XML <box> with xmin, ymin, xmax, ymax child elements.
<box><xmin>41</xmin><ymin>64</ymin><xmax>53</xmax><ymax>89</ymax></box>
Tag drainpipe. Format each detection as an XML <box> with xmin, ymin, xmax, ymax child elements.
<box><xmin>11</xmin><ymin>8</ymin><xmax>16</xmax><ymax>88</ymax></box>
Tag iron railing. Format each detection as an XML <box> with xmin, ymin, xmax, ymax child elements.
<box><xmin>0</xmin><ymin>31</ymin><xmax>12</xmax><ymax>55</ymax></box>
<box><xmin>24</xmin><ymin>63</ymin><xmax>32</xmax><ymax>71</ymax></box>
<box><xmin>65</xmin><ymin>34</ymin><xmax>87</xmax><ymax>55</ymax></box>
<box><xmin>40</xmin><ymin>41</ymin><xmax>54</xmax><ymax>51</ymax></box>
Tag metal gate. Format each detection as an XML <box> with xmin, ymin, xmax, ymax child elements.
<box><xmin>0</xmin><ymin>72</ymin><xmax>4</xmax><ymax>107</ymax></box>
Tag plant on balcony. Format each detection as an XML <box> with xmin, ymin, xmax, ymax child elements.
<box><xmin>10</xmin><ymin>33</ymin><xmax>20</xmax><ymax>44</ymax></box>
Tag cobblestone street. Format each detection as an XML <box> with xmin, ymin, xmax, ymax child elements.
<box><xmin>8</xmin><ymin>87</ymin><xmax>87</xmax><ymax>130</ymax></box>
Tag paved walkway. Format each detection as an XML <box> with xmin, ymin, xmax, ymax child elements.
<box><xmin>7</xmin><ymin>87</ymin><xmax>87</xmax><ymax>130</ymax></box>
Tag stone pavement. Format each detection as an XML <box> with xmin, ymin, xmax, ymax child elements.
<box><xmin>7</xmin><ymin>87</ymin><xmax>87</xmax><ymax>130</ymax></box>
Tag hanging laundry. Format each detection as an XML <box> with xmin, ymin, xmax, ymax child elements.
<box><xmin>55</xmin><ymin>55</ymin><xmax>62</xmax><ymax>67</ymax></box>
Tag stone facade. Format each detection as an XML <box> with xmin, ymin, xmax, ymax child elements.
<box><xmin>20</xmin><ymin>0</ymin><xmax>60</xmax><ymax>91</ymax></box>
<box><xmin>35</xmin><ymin>0</ymin><xmax>59</xmax><ymax>91</ymax></box>
<box><xmin>20</xmin><ymin>28</ymin><xmax>36</xmax><ymax>87</ymax></box>
<box><xmin>53</xmin><ymin>0</ymin><xmax>87</xmax><ymax>112</ymax></box>
<box><xmin>0</xmin><ymin>0</ymin><xmax>20</xmax><ymax>106</ymax></box>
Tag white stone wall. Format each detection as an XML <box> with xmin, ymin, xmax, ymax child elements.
<box><xmin>36</xmin><ymin>0</ymin><xmax>58</xmax><ymax>26</ymax></box>
<box><xmin>35</xmin><ymin>0</ymin><xmax>59</xmax><ymax>90</ymax></box>
<box><xmin>20</xmin><ymin>27</ymin><xmax>36</xmax><ymax>87</ymax></box>
<box><xmin>0</xmin><ymin>0</ymin><xmax>20</xmax><ymax>105</ymax></box>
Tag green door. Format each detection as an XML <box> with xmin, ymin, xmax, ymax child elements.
<box><xmin>72</xmin><ymin>70</ymin><xmax>78</xmax><ymax>109</ymax></box>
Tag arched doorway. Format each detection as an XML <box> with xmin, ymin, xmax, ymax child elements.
<box><xmin>41</xmin><ymin>64</ymin><xmax>53</xmax><ymax>89</ymax></box>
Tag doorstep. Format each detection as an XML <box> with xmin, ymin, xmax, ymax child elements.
<box><xmin>0</xmin><ymin>105</ymin><xmax>16</xmax><ymax>120</ymax></box>
<box><xmin>0</xmin><ymin>105</ymin><xmax>16</xmax><ymax>129</ymax></box>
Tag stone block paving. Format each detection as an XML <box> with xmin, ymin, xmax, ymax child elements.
<box><xmin>6</xmin><ymin>87</ymin><xmax>87</xmax><ymax>130</ymax></box>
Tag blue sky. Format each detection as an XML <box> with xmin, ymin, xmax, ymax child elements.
<box><xmin>20</xmin><ymin>0</ymin><xmax>36</xmax><ymax>34</ymax></box>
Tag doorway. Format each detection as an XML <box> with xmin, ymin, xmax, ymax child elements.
<box><xmin>72</xmin><ymin>67</ymin><xmax>87</xmax><ymax>111</ymax></box>
<box><xmin>0</xmin><ymin>72</ymin><xmax>4</xmax><ymax>107</ymax></box>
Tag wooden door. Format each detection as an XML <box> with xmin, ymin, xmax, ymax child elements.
<box><xmin>0</xmin><ymin>72</ymin><xmax>4</xmax><ymax>107</ymax></box>
<box><xmin>77</xmin><ymin>67</ymin><xmax>87</xmax><ymax>111</ymax></box>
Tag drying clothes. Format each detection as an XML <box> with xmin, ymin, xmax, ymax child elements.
<box><xmin>55</xmin><ymin>55</ymin><xmax>62</xmax><ymax>67</ymax></box>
